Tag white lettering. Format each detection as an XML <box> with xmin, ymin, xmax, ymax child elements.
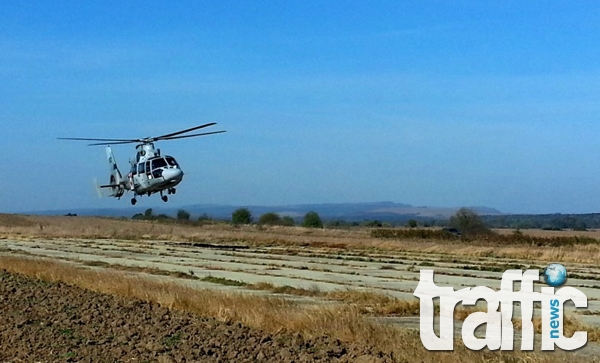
<box><xmin>414</xmin><ymin>269</ymin><xmax>588</xmax><ymax>352</ymax></box>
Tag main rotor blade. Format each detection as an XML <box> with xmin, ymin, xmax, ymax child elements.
<box><xmin>58</xmin><ymin>137</ymin><xmax>139</xmax><ymax>142</ymax></box>
<box><xmin>58</xmin><ymin>123</ymin><xmax>222</xmax><ymax>146</ymax></box>
<box><xmin>160</xmin><ymin>130</ymin><xmax>226</xmax><ymax>141</ymax></box>
<box><xmin>87</xmin><ymin>140</ymin><xmax>139</xmax><ymax>146</ymax></box>
<box><xmin>154</xmin><ymin>122</ymin><xmax>217</xmax><ymax>140</ymax></box>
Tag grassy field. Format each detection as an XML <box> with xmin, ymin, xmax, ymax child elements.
<box><xmin>1</xmin><ymin>214</ymin><xmax>599</xmax><ymax>362</ymax></box>
<box><xmin>3</xmin><ymin>213</ymin><xmax>600</xmax><ymax>264</ymax></box>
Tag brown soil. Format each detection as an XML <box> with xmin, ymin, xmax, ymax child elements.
<box><xmin>0</xmin><ymin>269</ymin><xmax>393</xmax><ymax>363</ymax></box>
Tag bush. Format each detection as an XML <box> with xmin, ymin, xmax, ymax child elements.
<box><xmin>133</xmin><ymin>208</ymin><xmax>155</xmax><ymax>221</ymax></box>
<box><xmin>302</xmin><ymin>211</ymin><xmax>323</xmax><ymax>228</ymax></box>
<box><xmin>176</xmin><ymin>209</ymin><xmax>191</xmax><ymax>221</ymax></box>
<box><xmin>406</xmin><ymin>219</ymin><xmax>418</xmax><ymax>228</ymax></box>
<box><xmin>258</xmin><ymin>212</ymin><xmax>282</xmax><ymax>226</ymax></box>
<box><xmin>198</xmin><ymin>213</ymin><xmax>212</xmax><ymax>222</ymax></box>
<box><xmin>371</xmin><ymin>228</ymin><xmax>460</xmax><ymax>240</ymax></box>
<box><xmin>326</xmin><ymin>220</ymin><xmax>353</xmax><ymax>228</ymax></box>
<box><xmin>449</xmin><ymin>208</ymin><xmax>493</xmax><ymax>237</ymax></box>
<box><xmin>371</xmin><ymin>228</ymin><xmax>600</xmax><ymax>246</ymax></box>
<box><xmin>155</xmin><ymin>214</ymin><xmax>173</xmax><ymax>221</ymax></box>
<box><xmin>362</xmin><ymin>220</ymin><xmax>382</xmax><ymax>228</ymax></box>
<box><xmin>231</xmin><ymin>208</ymin><xmax>252</xmax><ymax>225</ymax></box>
<box><xmin>281</xmin><ymin>216</ymin><xmax>295</xmax><ymax>226</ymax></box>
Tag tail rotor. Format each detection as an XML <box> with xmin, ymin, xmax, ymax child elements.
<box><xmin>105</xmin><ymin>147</ymin><xmax>125</xmax><ymax>198</ymax></box>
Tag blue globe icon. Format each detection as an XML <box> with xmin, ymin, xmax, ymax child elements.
<box><xmin>543</xmin><ymin>263</ymin><xmax>567</xmax><ymax>287</ymax></box>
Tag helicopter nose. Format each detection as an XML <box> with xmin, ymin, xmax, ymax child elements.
<box><xmin>162</xmin><ymin>168</ymin><xmax>183</xmax><ymax>182</ymax></box>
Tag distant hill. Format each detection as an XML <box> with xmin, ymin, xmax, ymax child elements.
<box><xmin>24</xmin><ymin>201</ymin><xmax>503</xmax><ymax>223</ymax></box>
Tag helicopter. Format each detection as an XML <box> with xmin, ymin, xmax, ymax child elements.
<box><xmin>59</xmin><ymin>122</ymin><xmax>225</xmax><ymax>205</ymax></box>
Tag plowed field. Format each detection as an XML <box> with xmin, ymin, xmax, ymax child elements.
<box><xmin>0</xmin><ymin>269</ymin><xmax>391</xmax><ymax>362</ymax></box>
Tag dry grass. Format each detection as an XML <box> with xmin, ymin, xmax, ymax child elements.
<box><xmin>250</xmin><ymin>283</ymin><xmax>422</xmax><ymax>316</ymax></box>
<box><xmin>326</xmin><ymin>289</ymin><xmax>421</xmax><ymax>316</ymax></box>
<box><xmin>510</xmin><ymin>315</ymin><xmax>600</xmax><ymax>343</ymax></box>
<box><xmin>3</xmin><ymin>214</ymin><xmax>600</xmax><ymax>265</ymax></box>
<box><xmin>0</xmin><ymin>255</ymin><xmax>594</xmax><ymax>362</ymax></box>
<box><xmin>496</xmin><ymin>228</ymin><xmax>600</xmax><ymax>239</ymax></box>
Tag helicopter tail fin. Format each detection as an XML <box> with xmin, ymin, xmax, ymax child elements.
<box><xmin>105</xmin><ymin>146</ymin><xmax>125</xmax><ymax>198</ymax></box>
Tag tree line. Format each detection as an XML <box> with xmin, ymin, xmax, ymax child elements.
<box><xmin>231</xmin><ymin>208</ymin><xmax>323</xmax><ymax>228</ymax></box>
<box><xmin>132</xmin><ymin>207</ymin><xmax>323</xmax><ymax>228</ymax></box>
<box><xmin>132</xmin><ymin>206</ymin><xmax>600</xmax><ymax>232</ymax></box>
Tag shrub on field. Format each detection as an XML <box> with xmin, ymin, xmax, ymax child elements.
<box><xmin>371</xmin><ymin>227</ymin><xmax>600</xmax><ymax>246</ymax></box>
<box><xmin>449</xmin><ymin>208</ymin><xmax>493</xmax><ymax>237</ymax></box>
<box><xmin>371</xmin><ymin>228</ymin><xmax>459</xmax><ymax>240</ymax></box>
<box><xmin>258</xmin><ymin>212</ymin><xmax>282</xmax><ymax>226</ymax></box>
<box><xmin>176</xmin><ymin>209</ymin><xmax>191</xmax><ymax>221</ymax></box>
<box><xmin>281</xmin><ymin>216</ymin><xmax>295</xmax><ymax>226</ymax></box>
<box><xmin>406</xmin><ymin>219</ymin><xmax>418</xmax><ymax>228</ymax></box>
<box><xmin>197</xmin><ymin>213</ymin><xmax>214</xmax><ymax>222</ymax></box>
<box><xmin>302</xmin><ymin>211</ymin><xmax>323</xmax><ymax>229</ymax></box>
<box><xmin>362</xmin><ymin>220</ymin><xmax>383</xmax><ymax>227</ymax></box>
<box><xmin>133</xmin><ymin>208</ymin><xmax>156</xmax><ymax>221</ymax></box>
<box><xmin>231</xmin><ymin>208</ymin><xmax>252</xmax><ymax>225</ymax></box>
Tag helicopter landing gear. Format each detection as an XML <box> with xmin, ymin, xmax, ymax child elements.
<box><xmin>167</xmin><ymin>188</ymin><xmax>176</xmax><ymax>195</ymax></box>
<box><xmin>131</xmin><ymin>198</ymin><xmax>137</xmax><ymax>205</ymax></box>
<box><xmin>160</xmin><ymin>191</ymin><xmax>168</xmax><ymax>202</ymax></box>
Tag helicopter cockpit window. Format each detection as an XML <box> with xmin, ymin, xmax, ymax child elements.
<box><xmin>165</xmin><ymin>157</ymin><xmax>179</xmax><ymax>167</ymax></box>
<box><xmin>151</xmin><ymin>158</ymin><xmax>167</xmax><ymax>170</ymax></box>
<box><xmin>137</xmin><ymin>163</ymin><xmax>145</xmax><ymax>174</ymax></box>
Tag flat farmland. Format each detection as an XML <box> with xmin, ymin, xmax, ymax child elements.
<box><xmin>1</xmin><ymin>214</ymin><xmax>600</xmax><ymax>362</ymax></box>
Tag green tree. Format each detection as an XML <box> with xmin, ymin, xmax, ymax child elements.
<box><xmin>449</xmin><ymin>208</ymin><xmax>492</xmax><ymax>237</ymax></box>
<box><xmin>302</xmin><ymin>211</ymin><xmax>323</xmax><ymax>228</ymax></box>
<box><xmin>144</xmin><ymin>208</ymin><xmax>154</xmax><ymax>219</ymax></box>
<box><xmin>176</xmin><ymin>209</ymin><xmax>191</xmax><ymax>221</ymax></box>
<box><xmin>131</xmin><ymin>213</ymin><xmax>145</xmax><ymax>220</ymax></box>
<box><xmin>155</xmin><ymin>213</ymin><xmax>172</xmax><ymax>221</ymax></box>
<box><xmin>258</xmin><ymin>212</ymin><xmax>282</xmax><ymax>226</ymax></box>
<box><xmin>231</xmin><ymin>208</ymin><xmax>252</xmax><ymax>225</ymax></box>
<box><xmin>406</xmin><ymin>219</ymin><xmax>418</xmax><ymax>228</ymax></box>
<box><xmin>281</xmin><ymin>216</ymin><xmax>295</xmax><ymax>226</ymax></box>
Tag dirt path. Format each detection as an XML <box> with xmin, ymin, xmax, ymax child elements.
<box><xmin>0</xmin><ymin>269</ymin><xmax>392</xmax><ymax>363</ymax></box>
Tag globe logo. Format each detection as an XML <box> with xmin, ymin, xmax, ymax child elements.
<box><xmin>543</xmin><ymin>263</ymin><xmax>567</xmax><ymax>287</ymax></box>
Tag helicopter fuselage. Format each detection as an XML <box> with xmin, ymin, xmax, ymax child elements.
<box><xmin>128</xmin><ymin>154</ymin><xmax>184</xmax><ymax>195</ymax></box>
<box><xmin>120</xmin><ymin>143</ymin><xmax>185</xmax><ymax>204</ymax></box>
<box><xmin>104</xmin><ymin>143</ymin><xmax>185</xmax><ymax>204</ymax></box>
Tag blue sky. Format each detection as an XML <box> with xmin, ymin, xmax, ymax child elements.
<box><xmin>2</xmin><ymin>1</ymin><xmax>600</xmax><ymax>214</ymax></box>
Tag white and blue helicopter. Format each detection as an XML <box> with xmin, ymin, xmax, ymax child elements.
<box><xmin>59</xmin><ymin>123</ymin><xmax>225</xmax><ymax>205</ymax></box>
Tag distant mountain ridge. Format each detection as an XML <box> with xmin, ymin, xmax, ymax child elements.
<box><xmin>24</xmin><ymin>201</ymin><xmax>504</xmax><ymax>223</ymax></box>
